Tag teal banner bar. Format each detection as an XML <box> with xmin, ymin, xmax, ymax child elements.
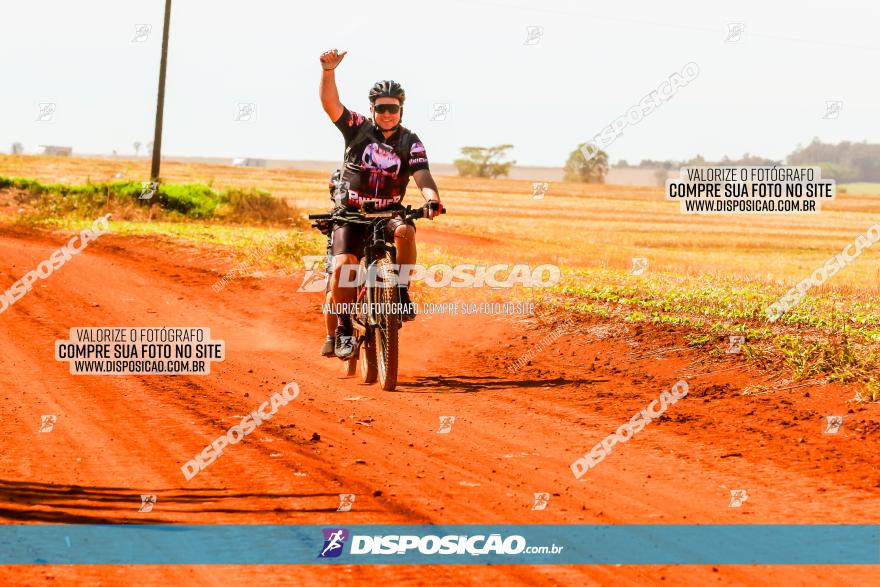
<box><xmin>1</xmin><ymin>525</ymin><xmax>878</xmax><ymax>565</ymax></box>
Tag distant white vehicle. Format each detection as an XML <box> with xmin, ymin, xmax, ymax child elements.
<box><xmin>232</xmin><ymin>157</ymin><xmax>266</xmax><ymax>168</ymax></box>
<box><xmin>37</xmin><ymin>145</ymin><xmax>73</xmax><ymax>156</ymax></box>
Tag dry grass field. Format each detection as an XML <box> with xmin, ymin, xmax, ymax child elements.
<box><xmin>3</xmin><ymin>154</ymin><xmax>878</xmax><ymax>280</ymax></box>
<box><xmin>2</xmin><ymin>154</ymin><xmax>880</xmax><ymax>394</ymax></box>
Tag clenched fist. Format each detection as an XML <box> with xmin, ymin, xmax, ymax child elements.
<box><xmin>320</xmin><ymin>48</ymin><xmax>347</xmax><ymax>71</ymax></box>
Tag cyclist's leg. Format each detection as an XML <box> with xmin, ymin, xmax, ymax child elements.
<box><xmin>330</xmin><ymin>253</ymin><xmax>358</xmax><ymax>307</ymax></box>
<box><xmin>324</xmin><ymin>289</ymin><xmax>337</xmax><ymax>336</ymax></box>
<box><xmin>389</xmin><ymin>218</ymin><xmax>417</xmax><ymax>320</ymax></box>
<box><xmin>393</xmin><ymin>222</ymin><xmax>416</xmax><ymax>267</ymax></box>
<box><xmin>329</xmin><ymin>222</ymin><xmax>365</xmax><ymax>357</ymax></box>
<box><xmin>322</xmin><ymin>236</ymin><xmax>338</xmax><ymax>356</ymax></box>
<box><xmin>321</xmin><ymin>289</ymin><xmax>337</xmax><ymax>356</ymax></box>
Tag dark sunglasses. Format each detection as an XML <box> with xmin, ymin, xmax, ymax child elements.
<box><xmin>373</xmin><ymin>104</ymin><xmax>401</xmax><ymax>114</ymax></box>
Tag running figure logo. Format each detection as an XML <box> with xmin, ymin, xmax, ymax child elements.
<box><xmin>234</xmin><ymin>102</ymin><xmax>256</xmax><ymax>123</ymax></box>
<box><xmin>430</xmin><ymin>102</ymin><xmax>450</xmax><ymax>122</ymax></box>
<box><xmin>726</xmin><ymin>335</ymin><xmax>745</xmax><ymax>354</ymax></box>
<box><xmin>138</xmin><ymin>494</ymin><xmax>157</xmax><ymax>513</ymax></box>
<box><xmin>318</xmin><ymin>528</ymin><xmax>350</xmax><ymax>558</ymax></box>
<box><xmin>337</xmin><ymin>494</ymin><xmax>356</xmax><ymax>512</ymax></box>
<box><xmin>728</xmin><ymin>489</ymin><xmax>749</xmax><ymax>508</ymax></box>
<box><xmin>725</xmin><ymin>22</ymin><xmax>745</xmax><ymax>43</ymax></box>
<box><xmin>531</xmin><ymin>182</ymin><xmax>548</xmax><ymax>200</ymax></box>
<box><xmin>523</xmin><ymin>25</ymin><xmax>544</xmax><ymax>45</ymax></box>
<box><xmin>132</xmin><ymin>24</ymin><xmax>152</xmax><ymax>43</ymax></box>
<box><xmin>298</xmin><ymin>255</ymin><xmax>330</xmax><ymax>293</ymax></box>
<box><xmin>437</xmin><ymin>416</ymin><xmax>455</xmax><ymax>434</ymax></box>
<box><xmin>39</xmin><ymin>415</ymin><xmax>57</xmax><ymax>433</ymax></box>
<box><xmin>36</xmin><ymin>102</ymin><xmax>56</xmax><ymax>122</ymax></box>
<box><xmin>823</xmin><ymin>100</ymin><xmax>843</xmax><ymax>120</ymax></box>
<box><xmin>824</xmin><ymin>415</ymin><xmax>844</xmax><ymax>434</ymax></box>
<box><xmin>532</xmin><ymin>492</ymin><xmax>550</xmax><ymax>510</ymax></box>
<box><xmin>139</xmin><ymin>181</ymin><xmax>158</xmax><ymax>200</ymax></box>
<box><xmin>630</xmin><ymin>257</ymin><xmax>648</xmax><ymax>276</ymax></box>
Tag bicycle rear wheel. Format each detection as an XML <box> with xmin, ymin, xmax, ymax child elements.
<box><xmin>373</xmin><ymin>254</ymin><xmax>399</xmax><ymax>391</ymax></box>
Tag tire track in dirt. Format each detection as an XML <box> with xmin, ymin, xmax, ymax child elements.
<box><xmin>0</xmin><ymin>228</ymin><xmax>878</xmax><ymax>586</ymax></box>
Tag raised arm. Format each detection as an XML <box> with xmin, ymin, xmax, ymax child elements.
<box><xmin>319</xmin><ymin>49</ymin><xmax>347</xmax><ymax>122</ymax></box>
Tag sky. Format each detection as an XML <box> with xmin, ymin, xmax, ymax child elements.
<box><xmin>2</xmin><ymin>0</ymin><xmax>879</xmax><ymax>167</ymax></box>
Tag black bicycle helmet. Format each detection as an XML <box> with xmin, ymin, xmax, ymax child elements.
<box><xmin>368</xmin><ymin>80</ymin><xmax>406</xmax><ymax>104</ymax></box>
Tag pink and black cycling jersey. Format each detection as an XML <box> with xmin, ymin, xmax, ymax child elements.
<box><xmin>333</xmin><ymin>107</ymin><xmax>429</xmax><ymax>210</ymax></box>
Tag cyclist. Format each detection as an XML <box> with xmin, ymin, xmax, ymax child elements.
<box><xmin>319</xmin><ymin>48</ymin><xmax>443</xmax><ymax>359</ymax></box>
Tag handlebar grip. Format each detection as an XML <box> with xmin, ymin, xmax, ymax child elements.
<box><xmin>406</xmin><ymin>206</ymin><xmax>447</xmax><ymax>221</ymax></box>
<box><xmin>424</xmin><ymin>201</ymin><xmax>446</xmax><ymax>215</ymax></box>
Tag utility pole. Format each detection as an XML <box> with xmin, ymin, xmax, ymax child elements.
<box><xmin>150</xmin><ymin>0</ymin><xmax>172</xmax><ymax>182</ymax></box>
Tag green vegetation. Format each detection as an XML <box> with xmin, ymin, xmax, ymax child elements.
<box><xmin>788</xmin><ymin>139</ymin><xmax>880</xmax><ymax>182</ymax></box>
<box><xmin>1</xmin><ymin>175</ymin><xmax>315</xmax><ymax>276</ymax></box>
<box><xmin>0</xmin><ymin>175</ymin><xmax>300</xmax><ymax>225</ymax></box>
<box><xmin>685</xmin><ymin>333</ymin><xmax>712</xmax><ymax>347</ymax></box>
<box><xmin>775</xmin><ymin>333</ymin><xmax>880</xmax><ymax>385</ymax></box>
<box><xmin>535</xmin><ymin>266</ymin><xmax>880</xmax><ymax>400</ymax></box>
<box><xmin>859</xmin><ymin>378</ymin><xmax>880</xmax><ymax>402</ymax></box>
<box><xmin>548</xmin><ymin>268</ymin><xmax>880</xmax><ymax>338</ymax></box>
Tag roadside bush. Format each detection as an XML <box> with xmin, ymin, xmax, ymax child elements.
<box><xmin>0</xmin><ymin>175</ymin><xmax>299</xmax><ymax>225</ymax></box>
<box><xmin>220</xmin><ymin>187</ymin><xmax>295</xmax><ymax>224</ymax></box>
<box><xmin>157</xmin><ymin>183</ymin><xmax>221</xmax><ymax>218</ymax></box>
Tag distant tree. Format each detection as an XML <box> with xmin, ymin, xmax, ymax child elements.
<box><xmin>723</xmin><ymin>152</ymin><xmax>778</xmax><ymax>166</ymax></box>
<box><xmin>816</xmin><ymin>162</ymin><xmax>860</xmax><ymax>183</ymax></box>
<box><xmin>788</xmin><ymin>139</ymin><xmax>880</xmax><ymax>181</ymax></box>
<box><xmin>563</xmin><ymin>144</ymin><xmax>608</xmax><ymax>183</ymax></box>
<box><xmin>146</xmin><ymin>141</ymin><xmax>154</xmax><ymax>152</ymax></box>
<box><xmin>453</xmin><ymin>144</ymin><xmax>515</xmax><ymax>178</ymax></box>
<box><xmin>11</xmin><ymin>142</ymin><xmax>23</xmax><ymax>154</ymax></box>
<box><xmin>639</xmin><ymin>159</ymin><xmax>677</xmax><ymax>170</ymax></box>
<box><xmin>654</xmin><ymin>168</ymin><xmax>669</xmax><ymax>186</ymax></box>
<box><xmin>134</xmin><ymin>141</ymin><xmax>141</xmax><ymax>155</ymax></box>
<box><xmin>616</xmin><ymin>159</ymin><xmax>629</xmax><ymax>167</ymax></box>
<box><xmin>734</xmin><ymin>153</ymin><xmax>762</xmax><ymax>165</ymax></box>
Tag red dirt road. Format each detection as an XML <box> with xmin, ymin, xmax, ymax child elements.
<box><xmin>0</xmin><ymin>225</ymin><xmax>878</xmax><ymax>586</ymax></box>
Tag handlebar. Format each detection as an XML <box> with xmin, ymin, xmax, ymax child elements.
<box><xmin>308</xmin><ymin>203</ymin><xmax>446</xmax><ymax>223</ymax></box>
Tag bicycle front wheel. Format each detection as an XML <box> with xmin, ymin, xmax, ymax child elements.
<box><xmin>373</xmin><ymin>254</ymin><xmax>399</xmax><ymax>391</ymax></box>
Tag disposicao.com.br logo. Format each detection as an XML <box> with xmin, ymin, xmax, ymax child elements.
<box><xmin>298</xmin><ymin>258</ymin><xmax>561</xmax><ymax>292</ymax></box>
<box><xmin>317</xmin><ymin>529</ymin><xmax>563</xmax><ymax>558</ymax></box>
<box><xmin>318</xmin><ymin>528</ymin><xmax>350</xmax><ymax>558</ymax></box>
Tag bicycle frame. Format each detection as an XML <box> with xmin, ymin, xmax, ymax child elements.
<box><xmin>308</xmin><ymin>201</ymin><xmax>445</xmax><ymax>390</ymax></box>
<box><xmin>354</xmin><ymin>211</ymin><xmax>400</xmax><ymax>331</ymax></box>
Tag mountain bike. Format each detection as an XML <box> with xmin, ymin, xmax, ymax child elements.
<box><xmin>308</xmin><ymin>202</ymin><xmax>444</xmax><ymax>391</ymax></box>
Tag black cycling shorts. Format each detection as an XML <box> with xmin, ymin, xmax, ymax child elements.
<box><xmin>330</xmin><ymin>216</ymin><xmax>415</xmax><ymax>258</ymax></box>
